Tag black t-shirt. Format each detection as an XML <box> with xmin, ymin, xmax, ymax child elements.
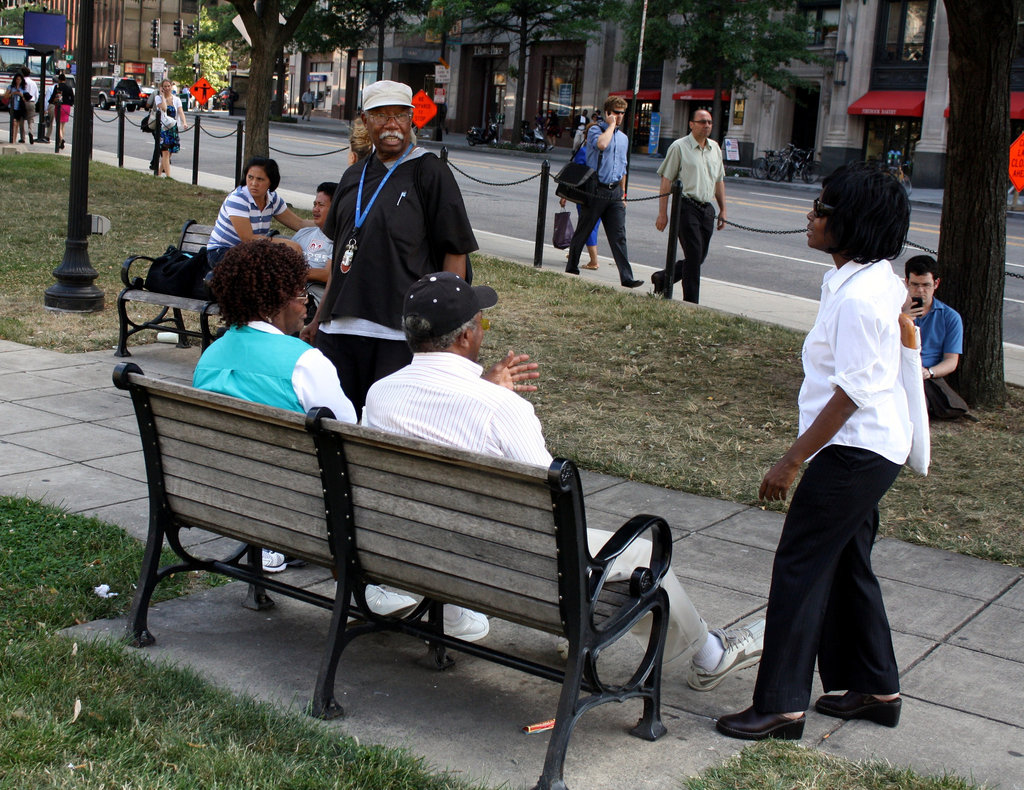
<box><xmin>321</xmin><ymin>149</ymin><xmax>478</xmax><ymax>330</ymax></box>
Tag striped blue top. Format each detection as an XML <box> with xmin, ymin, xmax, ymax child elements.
<box><xmin>207</xmin><ymin>185</ymin><xmax>287</xmax><ymax>251</ymax></box>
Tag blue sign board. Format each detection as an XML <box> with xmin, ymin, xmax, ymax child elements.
<box><xmin>648</xmin><ymin>111</ymin><xmax>661</xmax><ymax>155</ymax></box>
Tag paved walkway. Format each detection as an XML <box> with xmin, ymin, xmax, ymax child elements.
<box><xmin>1</xmin><ymin>336</ymin><xmax>1022</xmax><ymax>789</ymax></box>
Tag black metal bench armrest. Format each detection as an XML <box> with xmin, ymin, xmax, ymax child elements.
<box><xmin>121</xmin><ymin>254</ymin><xmax>157</xmax><ymax>289</ymax></box>
<box><xmin>591</xmin><ymin>514</ymin><xmax>672</xmax><ymax>588</ymax></box>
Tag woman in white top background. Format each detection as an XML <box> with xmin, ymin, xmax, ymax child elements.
<box><xmin>152</xmin><ymin>79</ymin><xmax>189</xmax><ymax>178</ymax></box>
<box><xmin>716</xmin><ymin>162</ymin><xmax>913</xmax><ymax>741</ymax></box>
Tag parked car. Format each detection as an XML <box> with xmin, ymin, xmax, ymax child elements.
<box><xmin>90</xmin><ymin>76</ymin><xmax>143</xmax><ymax>111</ymax></box>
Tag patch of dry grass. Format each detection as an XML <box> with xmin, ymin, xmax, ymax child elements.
<box><xmin>3</xmin><ymin>155</ymin><xmax>1023</xmax><ymax>567</ymax></box>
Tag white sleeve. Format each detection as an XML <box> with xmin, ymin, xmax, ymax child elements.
<box><xmin>292</xmin><ymin>348</ymin><xmax>357</xmax><ymax>423</ymax></box>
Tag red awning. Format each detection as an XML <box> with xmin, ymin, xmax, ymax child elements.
<box><xmin>847</xmin><ymin>91</ymin><xmax>926</xmax><ymax>117</ymax></box>
<box><xmin>945</xmin><ymin>93</ymin><xmax>1024</xmax><ymax>119</ymax></box>
<box><xmin>609</xmin><ymin>89</ymin><xmax>661</xmax><ymax>101</ymax></box>
<box><xmin>672</xmin><ymin>89</ymin><xmax>731</xmax><ymax>102</ymax></box>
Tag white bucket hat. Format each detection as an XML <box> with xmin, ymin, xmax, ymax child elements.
<box><xmin>362</xmin><ymin>80</ymin><xmax>414</xmax><ymax>111</ymax></box>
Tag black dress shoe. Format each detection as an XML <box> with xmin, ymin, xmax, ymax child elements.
<box><xmin>28</xmin><ymin>133</ymin><xmax>33</xmax><ymax>144</ymax></box>
<box><xmin>716</xmin><ymin>706</ymin><xmax>805</xmax><ymax>741</ymax></box>
<box><xmin>621</xmin><ymin>278</ymin><xmax>644</xmax><ymax>288</ymax></box>
<box><xmin>815</xmin><ymin>691</ymin><xmax>901</xmax><ymax>727</ymax></box>
<box><xmin>565</xmin><ymin>268</ymin><xmax>580</xmax><ymax>275</ymax></box>
<box><xmin>651</xmin><ymin>270</ymin><xmax>666</xmax><ymax>296</ymax></box>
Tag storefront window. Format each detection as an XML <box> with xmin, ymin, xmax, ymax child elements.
<box><xmin>538</xmin><ymin>55</ymin><xmax>582</xmax><ymax>120</ymax></box>
<box><xmin>732</xmin><ymin>98</ymin><xmax>745</xmax><ymax>126</ymax></box>
<box><xmin>864</xmin><ymin>117</ymin><xmax>921</xmax><ymax>172</ymax></box>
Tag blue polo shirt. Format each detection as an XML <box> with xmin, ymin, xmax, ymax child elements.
<box><xmin>915</xmin><ymin>296</ymin><xmax>963</xmax><ymax>368</ymax></box>
<box><xmin>585</xmin><ymin>122</ymin><xmax>628</xmax><ymax>185</ymax></box>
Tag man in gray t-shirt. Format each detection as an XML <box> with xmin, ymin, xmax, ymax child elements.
<box><xmin>285</xmin><ymin>181</ymin><xmax>337</xmax><ymax>314</ymax></box>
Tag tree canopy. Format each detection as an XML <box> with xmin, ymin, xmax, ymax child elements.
<box><xmin>617</xmin><ymin>0</ymin><xmax>818</xmax><ymax>131</ymax></box>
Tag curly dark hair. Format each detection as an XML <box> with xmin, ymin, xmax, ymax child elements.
<box><xmin>210</xmin><ymin>240</ymin><xmax>308</xmax><ymax>327</ymax></box>
<box><xmin>821</xmin><ymin>162</ymin><xmax>910</xmax><ymax>264</ymax></box>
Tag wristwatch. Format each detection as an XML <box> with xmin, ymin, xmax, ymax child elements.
<box><xmin>926</xmin><ymin>368</ymin><xmax>934</xmax><ymax>379</ymax></box>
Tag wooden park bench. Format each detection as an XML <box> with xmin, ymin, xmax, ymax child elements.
<box><xmin>115</xmin><ymin>220</ymin><xmax>219</xmax><ymax>357</ymax></box>
<box><xmin>113</xmin><ymin>363</ymin><xmax>671</xmax><ymax>790</ymax></box>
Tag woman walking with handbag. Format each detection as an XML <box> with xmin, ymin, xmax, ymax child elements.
<box><xmin>152</xmin><ymin>79</ymin><xmax>189</xmax><ymax>178</ymax></box>
<box><xmin>6</xmin><ymin>73</ymin><xmax>29</xmax><ymax>143</ymax></box>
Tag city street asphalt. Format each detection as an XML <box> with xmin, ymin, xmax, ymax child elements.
<box><xmin>2</xmin><ymin>117</ymin><xmax>1023</xmax><ymax>789</ymax></box>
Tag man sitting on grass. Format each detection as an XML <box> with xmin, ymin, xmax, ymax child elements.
<box><xmin>363</xmin><ymin>271</ymin><xmax>764</xmax><ymax>687</ymax></box>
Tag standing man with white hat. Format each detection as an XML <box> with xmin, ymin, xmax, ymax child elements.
<box><xmin>304</xmin><ymin>80</ymin><xmax>478</xmax><ymax>417</ymax></box>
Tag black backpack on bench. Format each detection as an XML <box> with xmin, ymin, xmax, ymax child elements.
<box><xmin>144</xmin><ymin>246</ymin><xmax>212</xmax><ymax>300</ymax></box>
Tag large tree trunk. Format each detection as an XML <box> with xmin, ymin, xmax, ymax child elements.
<box><xmin>940</xmin><ymin>0</ymin><xmax>1022</xmax><ymax>406</ymax></box>
<box><xmin>245</xmin><ymin>30</ymin><xmax>276</xmax><ymax>160</ymax></box>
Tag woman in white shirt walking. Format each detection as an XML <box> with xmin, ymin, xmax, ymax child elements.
<box><xmin>716</xmin><ymin>162</ymin><xmax>912</xmax><ymax>741</ymax></box>
<box><xmin>152</xmin><ymin>79</ymin><xmax>189</xmax><ymax>178</ymax></box>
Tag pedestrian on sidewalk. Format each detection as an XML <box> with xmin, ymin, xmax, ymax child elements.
<box><xmin>152</xmin><ymin>79</ymin><xmax>190</xmax><ymax>179</ymax></box>
<box><xmin>717</xmin><ymin>162</ymin><xmax>912</xmax><ymax>742</ymax></box>
<box><xmin>301</xmin><ymin>89</ymin><xmax>313</xmax><ymax>121</ymax></box>
<box><xmin>653</xmin><ymin>109</ymin><xmax>727</xmax><ymax>303</ymax></box>
<box><xmin>19</xmin><ymin>67</ymin><xmax>37</xmax><ymax>144</ymax></box>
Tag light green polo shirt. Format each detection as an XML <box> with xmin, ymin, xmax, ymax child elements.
<box><xmin>657</xmin><ymin>133</ymin><xmax>725</xmax><ymax>204</ymax></box>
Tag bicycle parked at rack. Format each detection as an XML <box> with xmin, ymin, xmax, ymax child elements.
<box><xmin>751</xmin><ymin>144</ymin><xmax>820</xmax><ymax>183</ymax></box>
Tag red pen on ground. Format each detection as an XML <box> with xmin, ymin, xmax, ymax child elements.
<box><xmin>522</xmin><ymin>718</ymin><xmax>556</xmax><ymax>734</ymax></box>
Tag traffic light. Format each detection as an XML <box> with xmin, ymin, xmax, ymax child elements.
<box><xmin>150</xmin><ymin>19</ymin><xmax>160</xmax><ymax>49</ymax></box>
<box><xmin>173</xmin><ymin>19</ymin><xmax>182</xmax><ymax>37</ymax></box>
<box><xmin>185</xmin><ymin>23</ymin><xmax>196</xmax><ymax>37</ymax></box>
<box><xmin>107</xmin><ymin>43</ymin><xmax>117</xmax><ymax>62</ymax></box>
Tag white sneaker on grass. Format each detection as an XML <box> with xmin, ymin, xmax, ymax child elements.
<box><xmin>261</xmin><ymin>549</ymin><xmax>287</xmax><ymax>573</ymax></box>
<box><xmin>687</xmin><ymin>618</ymin><xmax>765</xmax><ymax>691</ymax></box>
<box><xmin>443</xmin><ymin>605</ymin><xmax>490</xmax><ymax>642</ymax></box>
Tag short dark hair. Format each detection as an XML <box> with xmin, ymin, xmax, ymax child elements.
<box><xmin>820</xmin><ymin>162</ymin><xmax>909</xmax><ymax>263</ymax></box>
<box><xmin>905</xmin><ymin>254</ymin><xmax>938</xmax><ymax>280</ymax></box>
<box><xmin>403</xmin><ymin>314</ymin><xmax>475</xmax><ymax>353</ymax></box>
<box><xmin>316</xmin><ymin>181</ymin><xmax>337</xmax><ymax>198</ymax></box>
<box><xmin>211</xmin><ymin>240</ymin><xmax>308</xmax><ymax>327</ymax></box>
<box><xmin>243</xmin><ymin>156</ymin><xmax>281</xmax><ymax>191</ymax></box>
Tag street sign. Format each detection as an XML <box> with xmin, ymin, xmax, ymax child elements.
<box><xmin>411</xmin><ymin>89</ymin><xmax>437</xmax><ymax>128</ymax></box>
<box><xmin>1010</xmin><ymin>132</ymin><xmax>1024</xmax><ymax>193</ymax></box>
<box><xmin>190</xmin><ymin>77</ymin><xmax>215</xmax><ymax>105</ymax></box>
<box><xmin>151</xmin><ymin>57</ymin><xmax>165</xmax><ymax>73</ymax></box>
<box><xmin>434</xmin><ymin>65</ymin><xmax>450</xmax><ymax>84</ymax></box>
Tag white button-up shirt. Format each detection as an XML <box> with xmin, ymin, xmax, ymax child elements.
<box><xmin>799</xmin><ymin>259</ymin><xmax>912</xmax><ymax>465</ymax></box>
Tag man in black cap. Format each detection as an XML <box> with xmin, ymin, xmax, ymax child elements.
<box><xmin>363</xmin><ymin>273</ymin><xmax>765</xmax><ymax>682</ymax></box>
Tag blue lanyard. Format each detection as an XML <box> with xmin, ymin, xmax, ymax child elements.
<box><xmin>355</xmin><ymin>143</ymin><xmax>414</xmax><ymax>230</ymax></box>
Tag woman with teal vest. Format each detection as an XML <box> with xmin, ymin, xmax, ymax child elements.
<box><xmin>194</xmin><ymin>239</ymin><xmax>356</xmax><ymax>423</ymax></box>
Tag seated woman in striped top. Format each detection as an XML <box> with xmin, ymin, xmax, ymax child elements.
<box><xmin>206</xmin><ymin>156</ymin><xmax>313</xmax><ymax>266</ymax></box>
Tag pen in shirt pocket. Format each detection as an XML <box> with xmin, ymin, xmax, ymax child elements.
<box><xmin>397</xmin><ymin>190</ymin><xmax>407</xmax><ymax>206</ymax></box>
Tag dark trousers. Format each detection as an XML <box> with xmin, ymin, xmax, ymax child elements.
<box><xmin>752</xmin><ymin>445</ymin><xmax>902</xmax><ymax>713</ymax></box>
<box><xmin>666</xmin><ymin>199</ymin><xmax>715</xmax><ymax>304</ymax></box>
<box><xmin>314</xmin><ymin>332</ymin><xmax>411</xmax><ymax>419</ymax></box>
<box><xmin>566</xmin><ymin>185</ymin><xmax>637</xmax><ymax>285</ymax></box>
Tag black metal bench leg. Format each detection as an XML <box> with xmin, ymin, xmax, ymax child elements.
<box><xmin>630</xmin><ymin>595</ymin><xmax>669</xmax><ymax>741</ymax></box>
<box><xmin>242</xmin><ymin>545</ymin><xmax>274</xmax><ymax>611</ymax></box>
<box><xmin>115</xmin><ymin>295</ymin><xmax>133</xmax><ymax>357</ymax></box>
<box><xmin>124</xmin><ymin>513</ymin><xmax>166</xmax><ymax>647</ymax></box>
<box><xmin>532</xmin><ymin>648</ymin><xmax>589</xmax><ymax>790</ymax></box>
<box><xmin>310</xmin><ymin>574</ymin><xmax>351</xmax><ymax>720</ymax></box>
<box><xmin>171</xmin><ymin>308</ymin><xmax>191</xmax><ymax>348</ymax></box>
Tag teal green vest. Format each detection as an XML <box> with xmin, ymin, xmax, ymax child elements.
<box><xmin>193</xmin><ymin>325</ymin><xmax>310</xmax><ymax>413</ymax></box>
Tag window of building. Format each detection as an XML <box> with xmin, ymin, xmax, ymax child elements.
<box><xmin>801</xmin><ymin>2</ymin><xmax>841</xmax><ymax>46</ymax></box>
<box><xmin>538</xmin><ymin>54</ymin><xmax>583</xmax><ymax>120</ymax></box>
<box><xmin>864</xmin><ymin>117</ymin><xmax>921</xmax><ymax>171</ymax></box>
<box><xmin>878</xmin><ymin>0</ymin><xmax>934</xmax><ymax>64</ymax></box>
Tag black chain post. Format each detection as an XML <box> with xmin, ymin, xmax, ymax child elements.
<box><xmin>534</xmin><ymin>160</ymin><xmax>550</xmax><ymax>268</ymax></box>
<box><xmin>441</xmin><ymin>146</ymin><xmax>448</xmax><ymax>165</ymax></box>
<box><xmin>662</xmin><ymin>181</ymin><xmax>681</xmax><ymax>299</ymax></box>
<box><xmin>234</xmin><ymin>119</ymin><xmax>244</xmax><ymax>186</ymax></box>
<box><xmin>192</xmin><ymin>115</ymin><xmax>201</xmax><ymax>185</ymax></box>
<box><xmin>117</xmin><ymin>101</ymin><xmax>125</xmax><ymax>168</ymax></box>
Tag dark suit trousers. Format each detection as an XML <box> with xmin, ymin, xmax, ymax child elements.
<box><xmin>752</xmin><ymin>445</ymin><xmax>902</xmax><ymax>713</ymax></box>
<box><xmin>566</xmin><ymin>185</ymin><xmax>637</xmax><ymax>285</ymax></box>
<box><xmin>667</xmin><ymin>199</ymin><xmax>715</xmax><ymax>304</ymax></box>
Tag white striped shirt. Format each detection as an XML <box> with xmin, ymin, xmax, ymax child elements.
<box><xmin>362</xmin><ymin>352</ymin><xmax>552</xmax><ymax>467</ymax></box>
<box><xmin>208</xmin><ymin>185</ymin><xmax>287</xmax><ymax>251</ymax></box>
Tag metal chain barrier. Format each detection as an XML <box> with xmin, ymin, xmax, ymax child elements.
<box><xmin>92</xmin><ymin>110</ymin><xmax>117</xmax><ymax>124</ymax></box>
<box><xmin>448</xmin><ymin>159</ymin><xmax>543</xmax><ymax>187</ymax></box>
<box><xmin>268</xmin><ymin>143</ymin><xmax>349</xmax><ymax>157</ymax></box>
<box><xmin>718</xmin><ymin>217</ymin><xmax>807</xmax><ymax>235</ymax></box>
<box><xmin>199</xmin><ymin>124</ymin><xmax>238</xmax><ymax>139</ymax></box>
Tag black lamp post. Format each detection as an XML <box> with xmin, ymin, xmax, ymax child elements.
<box><xmin>44</xmin><ymin>0</ymin><xmax>103</xmax><ymax>313</ymax></box>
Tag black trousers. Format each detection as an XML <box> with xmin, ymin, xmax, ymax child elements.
<box><xmin>665</xmin><ymin>199</ymin><xmax>715</xmax><ymax>304</ymax></box>
<box><xmin>314</xmin><ymin>332</ymin><xmax>411</xmax><ymax>419</ymax></box>
<box><xmin>566</xmin><ymin>185</ymin><xmax>637</xmax><ymax>285</ymax></box>
<box><xmin>752</xmin><ymin>445</ymin><xmax>902</xmax><ymax>713</ymax></box>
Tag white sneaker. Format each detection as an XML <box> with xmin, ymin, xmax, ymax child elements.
<box><xmin>361</xmin><ymin>584</ymin><xmax>417</xmax><ymax>617</ymax></box>
<box><xmin>443</xmin><ymin>605</ymin><xmax>489</xmax><ymax>642</ymax></box>
<box><xmin>687</xmin><ymin>618</ymin><xmax>765</xmax><ymax>691</ymax></box>
<box><xmin>262</xmin><ymin>549</ymin><xmax>287</xmax><ymax>573</ymax></box>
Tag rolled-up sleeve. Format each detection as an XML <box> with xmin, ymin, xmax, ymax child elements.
<box><xmin>828</xmin><ymin>299</ymin><xmax>897</xmax><ymax>408</ymax></box>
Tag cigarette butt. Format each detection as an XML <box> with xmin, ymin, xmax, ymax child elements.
<box><xmin>523</xmin><ymin>718</ymin><xmax>556</xmax><ymax>734</ymax></box>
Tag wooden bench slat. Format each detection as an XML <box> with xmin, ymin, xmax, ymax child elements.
<box><xmin>120</xmin><ymin>288</ymin><xmax>220</xmax><ymax>313</ymax></box>
<box><xmin>162</xmin><ymin>455</ymin><xmax>323</xmax><ymax>511</ymax></box>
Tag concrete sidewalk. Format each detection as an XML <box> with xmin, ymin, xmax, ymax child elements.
<box><xmin>0</xmin><ymin>338</ymin><xmax>1021</xmax><ymax>789</ymax></box>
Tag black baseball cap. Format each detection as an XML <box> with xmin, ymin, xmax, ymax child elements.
<box><xmin>403</xmin><ymin>272</ymin><xmax>498</xmax><ymax>336</ymax></box>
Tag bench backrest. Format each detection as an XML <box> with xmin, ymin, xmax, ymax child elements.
<box><xmin>115</xmin><ymin>366</ymin><xmax>334</xmax><ymax>565</ymax></box>
<box><xmin>179</xmin><ymin>220</ymin><xmax>215</xmax><ymax>255</ymax></box>
<box><xmin>310</xmin><ymin>414</ymin><xmax>575</xmax><ymax>634</ymax></box>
